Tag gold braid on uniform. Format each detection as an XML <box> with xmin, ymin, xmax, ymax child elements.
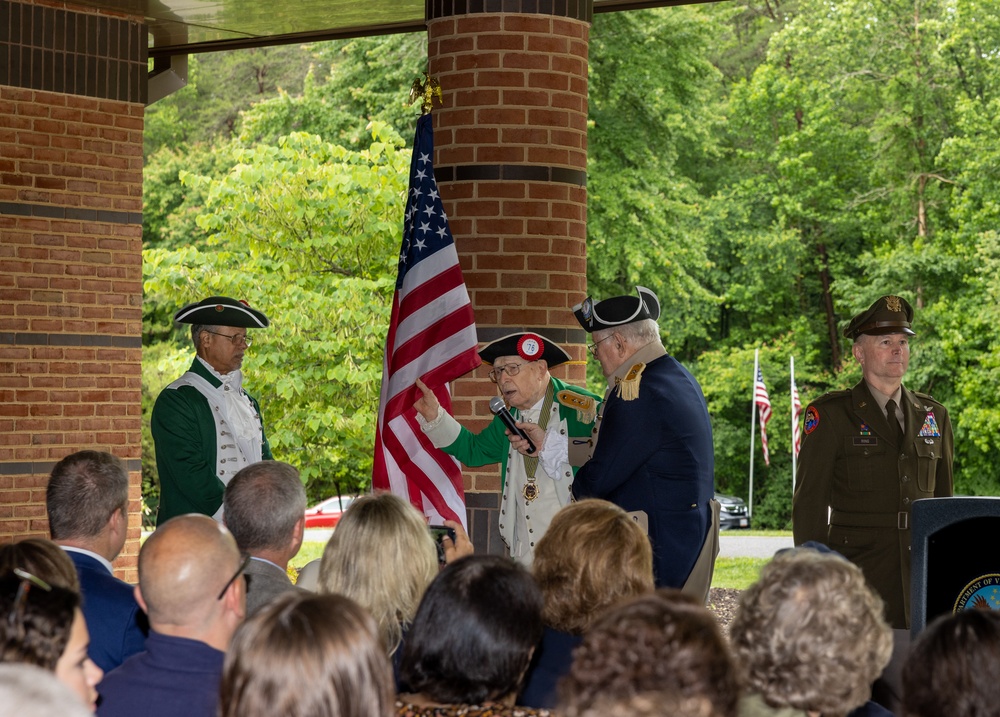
<box><xmin>615</xmin><ymin>363</ymin><xmax>646</xmax><ymax>401</ymax></box>
<box><xmin>521</xmin><ymin>381</ymin><xmax>555</xmax><ymax>502</ymax></box>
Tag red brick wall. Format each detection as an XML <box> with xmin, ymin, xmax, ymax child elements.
<box><xmin>427</xmin><ymin>6</ymin><xmax>591</xmax><ymax>553</ymax></box>
<box><xmin>1</xmin><ymin>0</ymin><xmax>146</xmax><ymax>582</ymax></box>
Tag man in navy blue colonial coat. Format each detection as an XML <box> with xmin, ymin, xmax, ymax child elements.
<box><xmin>568</xmin><ymin>287</ymin><xmax>718</xmax><ymax>596</ymax></box>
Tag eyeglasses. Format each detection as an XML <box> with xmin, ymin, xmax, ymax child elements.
<box><xmin>217</xmin><ymin>554</ymin><xmax>251</xmax><ymax>600</ymax></box>
<box><xmin>588</xmin><ymin>335</ymin><xmax>614</xmax><ymax>356</ymax></box>
<box><xmin>8</xmin><ymin>568</ymin><xmax>52</xmax><ymax>627</ymax></box>
<box><xmin>205</xmin><ymin>330</ymin><xmax>252</xmax><ymax>347</ymax></box>
<box><xmin>488</xmin><ymin>363</ymin><xmax>524</xmax><ymax>383</ymax></box>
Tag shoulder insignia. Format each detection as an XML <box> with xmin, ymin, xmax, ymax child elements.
<box><xmin>804</xmin><ymin>405</ymin><xmax>820</xmax><ymax>435</ymax></box>
<box><xmin>556</xmin><ymin>390</ymin><xmax>598</xmax><ymax>424</ymax></box>
<box><xmin>810</xmin><ymin>389</ymin><xmax>851</xmax><ymax>406</ymax></box>
<box><xmin>615</xmin><ymin>362</ymin><xmax>645</xmax><ymax>401</ymax></box>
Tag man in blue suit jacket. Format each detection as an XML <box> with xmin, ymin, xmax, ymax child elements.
<box><xmin>47</xmin><ymin>451</ymin><xmax>148</xmax><ymax>673</ymax></box>
<box><xmin>568</xmin><ymin>287</ymin><xmax>718</xmax><ymax>595</ymax></box>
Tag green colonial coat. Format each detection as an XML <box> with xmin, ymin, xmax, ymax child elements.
<box><xmin>439</xmin><ymin>376</ymin><xmax>601</xmax><ymax>490</ymax></box>
<box><xmin>151</xmin><ymin>358</ymin><xmax>272</xmax><ymax>525</ymax></box>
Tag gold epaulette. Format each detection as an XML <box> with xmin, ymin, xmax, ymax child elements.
<box><xmin>615</xmin><ymin>362</ymin><xmax>645</xmax><ymax>401</ymax></box>
<box><xmin>556</xmin><ymin>390</ymin><xmax>598</xmax><ymax>424</ymax></box>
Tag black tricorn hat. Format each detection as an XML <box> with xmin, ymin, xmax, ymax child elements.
<box><xmin>174</xmin><ymin>296</ymin><xmax>270</xmax><ymax>329</ymax></box>
<box><xmin>843</xmin><ymin>295</ymin><xmax>915</xmax><ymax>341</ymax></box>
<box><xmin>572</xmin><ymin>286</ymin><xmax>661</xmax><ymax>334</ymax></box>
<box><xmin>479</xmin><ymin>332</ymin><xmax>571</xmax><ymax>367</ymax></box>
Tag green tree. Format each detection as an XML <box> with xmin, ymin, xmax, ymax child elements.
<box><xmin>238</xmin><ymin>33</ymin><xmax>428</xmax><ymax>150</ymax></box>
<box><xmin>145</xmin><ymin>45</ymin><xmax>317</xmax><ymax>157</ymax></box>
<box><xmin>143</xmin><ymin>124</ymin><xmax>410</xmax><ymax>502</ymax></box>
<box><xmin>586</xmin><ymin>7</ymin><xmax>724</xmax><ymax>358</ymax></box>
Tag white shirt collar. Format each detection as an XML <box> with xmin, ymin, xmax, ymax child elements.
<box><xmin>196</xmin><ymin>355</ymin><xmax>242</xmax><ymax>387</ymax></box>
<box><xmin>60</xmin><ymin>545</ymin><xmax>114</xmax><ymax>574</ymax></box>
<box><xmin>250</xmin><ymin>556</ymin><xmax>284</xmax><ymax>572</ymax></box>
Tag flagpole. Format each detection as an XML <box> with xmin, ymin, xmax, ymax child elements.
<box><xmin>790</xmin><ymin>355</ymin><xmax>797</xmax><ymax>497</ymax></box>
<box><xmin>748</xmin><ymin>349</ymin><xmax>758</xmax><ymax>520</ymax></box>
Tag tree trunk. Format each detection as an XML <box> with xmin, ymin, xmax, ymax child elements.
<box><xmin>817</xmin><ymin>242</ymin><xmax>841</xmax><ymax>370</ymax></box>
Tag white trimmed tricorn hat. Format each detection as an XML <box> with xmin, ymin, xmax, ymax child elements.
<box><xmin>173</xmin><ymin>296</ymin><xmax>270</xmax><ymax>328</ymax></box>
<box><xmin>572</xmin><ymin>286</ymin><xmax>661</xmax><ymax>333</ymax></box>
<box><xmin>478</xmin><ymin>332</ymin><xmax>571</xmax><ymax>367</ymax></box>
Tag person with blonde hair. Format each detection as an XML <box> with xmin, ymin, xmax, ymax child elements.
<box><xmin>559</xmin><ymin>589</ymin><xmax>737</xmax><ymax>717</ymax></box>
<box><xmin>519</xmin><ymin>499</ymin><xmax>654</xmax><ymax>707</ymax></box>
<box><xmin>728</xmin><ymin>548</ymin><xmax>893</xmax><ymax>717</ymax></box>
<box><xmin>316</xmin><ymin>492</ymin><xmax>472</xmax><ymax>683</ymax></box>
<box><xmin>220</xmin><ymin>592</ymin><xmax>395</xmax><ymax>717</ymax></box>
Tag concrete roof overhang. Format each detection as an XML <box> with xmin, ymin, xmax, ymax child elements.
<box><xmin>66</xmin><ymin>0</ymin><xmax>713</xmax><ymax>59</ymax></box>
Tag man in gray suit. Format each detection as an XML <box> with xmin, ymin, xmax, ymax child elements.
<box><xmin>223</xmin><ymin>460</ymin><xmax>308</xmax><ymax>615</ymax></box>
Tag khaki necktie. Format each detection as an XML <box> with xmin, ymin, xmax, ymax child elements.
<box><xmin>885</xmin><ymin>399</ymin><xmax>904</xmax><ymax>445</ymax></box>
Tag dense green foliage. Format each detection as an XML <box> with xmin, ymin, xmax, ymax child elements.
<box><xmin>142</xmin><ymin>1</ymin><xmax>1000</xmax><ymax>523</ymax></box>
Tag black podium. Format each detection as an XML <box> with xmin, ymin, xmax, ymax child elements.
<box><xmin>911</xmin><ymin>496</ymin><xmax>1000</xmax><ymax>635</ymax></box>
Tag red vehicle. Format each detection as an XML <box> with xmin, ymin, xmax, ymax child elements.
<box><xmin>303</xmin><ymin>495</ymin><xmax>357</xmax><ymax>529</ymax></box>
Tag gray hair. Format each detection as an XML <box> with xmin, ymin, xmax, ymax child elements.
<box><xmin>595</xmin><ymin>319</ymin><xmax>661</xmax><ymax>349</ymax></box>
<box><xmin>223</xmin><ymin>461</ymin><xmax>307</xmax><ymax>552</ymax></box>
<box><xmin>0</xmin><ymin>664</ymin><xmax>92</xmax><ymax>717</ymax></box>
<box><xmin>729</xmin><ymin>549</ymin><xmax>892</xmax><ymax>715</ymax></box>
<box><xmin>46</xmin><ymin>450</ymin><xmax>128</xmax><ymax>540</ymax></box>
<box><xmin>191</xmin><ymin>324</ymin><xmax>217</xmax><ymax>349</ymax></box>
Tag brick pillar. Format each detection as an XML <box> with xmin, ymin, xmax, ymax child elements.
<box><xmin>427</xmin><ymin>1</ymin><xmax>592</xmax><ymax>554</ymax></box>
<box><xmin>0</xmin><ymin>0</ymin><xmax>146</xmax><ymax>582</ymax></box>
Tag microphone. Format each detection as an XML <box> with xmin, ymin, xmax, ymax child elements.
<box><xmin>489</xmin><ymin>397</ymin><xmax>537</xmax><ymax>454</ymax></box>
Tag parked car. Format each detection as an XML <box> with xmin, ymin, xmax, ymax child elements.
<box><xmin>716</xmin><ymin>492</ymin><xmax>750</xmax><ymax>530</ymax></box>
<box><xmin>303</xmin><ymin>495</ymin><xmax>357</xmax><ymax>529</ymax></box>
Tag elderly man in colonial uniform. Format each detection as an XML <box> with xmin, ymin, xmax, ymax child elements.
<box><xmin>568</xmin><ymin>287</ymin><xmax>717</xmax><ymax>599</ymax></box>
<box><xmin>151</xmin><ymin>296</ymin><xmax>272</xmax><ymax>526</ymax></box>
<box><xmin>793</xmin><ymin>295</ymin><xmax>954</xmax><ymax>630</ymax></box>
<box><xmin>413</xmin><ymin>332</ymin><xmax>601</xmax><ymax>565</ymax></box>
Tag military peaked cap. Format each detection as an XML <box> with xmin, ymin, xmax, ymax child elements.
<box><xmin>843</xmin><ymin>295</ymin><xmax>914</xmax><ymax>340</ymax></box>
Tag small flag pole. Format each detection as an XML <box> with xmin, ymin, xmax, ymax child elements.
<box><xmin>748</xmin><ymin>349</ymin><xmax>759</xmax><ymax>520</ymax></box>
<box><xmin>791</xmin><ymin>355</ymin><xmax>797</xmax><ymax>495</ymax></box>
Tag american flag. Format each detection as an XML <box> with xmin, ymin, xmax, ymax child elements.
<box><xmin>754</xmin><ymin>365</ymin><xmax>772</xmax><ymax>465</ymax></box>
<box><xmin>371</xmin><ymin>113</ymin><xmax>481</xmax><ymax>528</ymax></box>
<box><xmin>791</xmin><ymin>375</ymin><xmax>803</xmax><ymax>457</ymax></box>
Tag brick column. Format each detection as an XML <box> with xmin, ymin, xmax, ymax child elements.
<box><xmin>0</xmin><ymin>0</ymin><xmax>146</xmax><ymax>582</ymax></box>
<box><xmin>427</xmin><ymin>0</ymin><xmax>592</xmax><ymax>554</ymax></box>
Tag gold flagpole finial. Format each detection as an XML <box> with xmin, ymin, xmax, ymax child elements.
<box><xmin>408</xmin><ymin>72</ymin><xmax>443</xmax><ymax>115</ymax></box>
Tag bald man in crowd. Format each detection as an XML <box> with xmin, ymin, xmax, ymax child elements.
<box><xmin>96</xmin><ymin>515</ymin><xmax>247</xmax><ymax>717</ymax></box>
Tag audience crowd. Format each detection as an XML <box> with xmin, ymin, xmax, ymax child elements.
<box><xmin>0</xmin><ymin>450</ymin><xmax>988</xmax><ymax>717</ymax></box>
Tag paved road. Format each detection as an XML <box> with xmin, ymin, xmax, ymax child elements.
<box><xmin>304</xmin><ymin>528</ymin><xmax>334</xmax><ymax>544</ymax></box>
<box><xmin>308</xmin><ymin>528</ymin><xmax>792</xmax><ymax>560</ymax></box>
<box><xmin>718</xmin><ymin>534</ymin><xmax>793</xmax><ymax>559</ymax></box>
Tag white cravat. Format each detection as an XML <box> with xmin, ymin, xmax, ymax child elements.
<box><xmin>196</xmin><ymin>357</ymin><xmax>263</xmax><ymax>464</ymax></box>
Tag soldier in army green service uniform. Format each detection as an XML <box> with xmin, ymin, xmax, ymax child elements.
<box><xmin>793</xmin><ymin>295</ymin><xmax>954</xmax><ymax>631</ymax></box>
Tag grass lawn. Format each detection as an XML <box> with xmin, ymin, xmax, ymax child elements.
<box><xmin>294</xmin><ymin>542</ymin><xmax>768</xmax><ymax>591</ymax></box>
<box><xmin>723</xmin><ymin>529</ymin><xmax>791</xmax><ymax>538</ymax></box>
<box><xmin>293</xmin><ymin>541</ymin><xmax>326</xmax><ymax>569</ymax></box>
<box><xmin>711</xmin><ymin>557</ymin><xmax>767</xmax><ymax>590</ymax></box>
